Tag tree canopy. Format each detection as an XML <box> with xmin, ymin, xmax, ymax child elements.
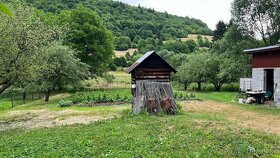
<box><xmin>0</xmin><ymin>2</ymin><xmax>90</xmax><ymax>100</ymax></box>
<box><xmin>25</xmin><ymin>0</ymin><xmax>212</xmax><ymax>50</ymax></box>
<box><xmin>0</xmin><ymin>3</ymin><xmax>60</xmax><ymax>94</ymax></box>
<box><xmin>60</xmin><ymin>7</ymin><xmax>114</xmax><ymax>75</ymax></box>
<box><xmin>213</xmin><ymin>21</ymin><xmax>227</xmax><ymax>41</ymax></box>
<box><xmin>232</xmin><ymin>0</ymin><xmax>280</xmax><ymax>45</ymax></box>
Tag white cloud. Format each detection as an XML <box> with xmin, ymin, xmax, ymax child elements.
<box><xmin>119</xmin><ymin>0</ymin><xmax>233</xmax><ymax>30</ymax></box>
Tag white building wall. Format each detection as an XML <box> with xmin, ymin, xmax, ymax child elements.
<box><xmin>252</xmin><ymin>68</ymin><xmax>265</xmax><ymax>91</ymax></box>
<box><xmin>274</xmin><ymin>68</ymin><xmax>280</xmax><ymax>103</ymax></box>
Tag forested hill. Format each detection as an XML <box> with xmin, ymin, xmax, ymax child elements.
<box><xmin>26</xmin><ymin>0</ymin><xmax>212</xmax><ymax>41</ymax></box>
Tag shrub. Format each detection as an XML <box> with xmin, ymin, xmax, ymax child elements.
<box><xmin>58</xmin><ymin>100</ymin><xmax>73</xmax><ymax>107</ymax></box>
<box><xmin>109</xmin><ymin>63</ymin><xmax>117</xmax><ymax>71</ymax></box>
<box><xmin>104</xmin><ymin>74</ymin><xmax>115</xmax><ymax>83</ymax></box>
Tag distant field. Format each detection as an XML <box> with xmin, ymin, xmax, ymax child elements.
<box><xmin>180</xmin><ymin>34</ymin><xmax>213</xmax><ymax>42</ymax></box>
<box><xmin>114</xmin><ymin>34</ymin><xmax>213</xmax><ymax>57</ymax></box>
<box><xmin>114</xmin><ymin>48</ymin><xmax>136</xmax><ymax>57</ymax></box>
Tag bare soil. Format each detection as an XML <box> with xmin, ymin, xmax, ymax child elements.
<box><xmin>184</xmin><ymin>100</ymin><xmax>280</xmax><ymax>135</ymax></box>
<box><xmin>0</xmin><ymin>109</ymin><xmax>113</xmax><ymax>131</ymax></box>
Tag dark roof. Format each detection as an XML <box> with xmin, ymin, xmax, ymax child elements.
<box><xmin>244</xmin><ymin>44</ymin><xmax>280</xmax><ymax>54</ymax></box>
<box><xmin>126</xmin><ymin>50</ymin><xmax>176</xmax><ymax>73</ymax></box>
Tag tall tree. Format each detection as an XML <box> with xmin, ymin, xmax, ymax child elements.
<box><xmin>115</xmin><ymin>36</ymin><xmax>131</xmax><ymax>51</ymax></box>
<box><xmin>176</xmin><ymin>52</ymin><xmax>208</xmax><ymax>91</ymax></box>
<box><xmin>213</xmin><ymin>21</ymin><xmax>227</xmax><ymax>41</ymax></box>
<box><xmin>232</xmin><ymin>0</ymin><xmax>280</xmax><ymax>45</ymax></box>
<box><xmin>204</xmin><ymin>53</ymin><xmax>242</xmax><ymax>91</ymax></box>
<box><xmin>0</xmin><ymin>2</ymin><xmax>60</xmax><ymax>94</ymax></box>
<box><xmin>157</xmin><ymin>49</ymin><xmax>187</xmax><ymax>69</ymax></box>
<box><xmin>35</xmin><ymin>42</ymin><xmax>89</xmax><ymax>102</ymax></box>
<box><xmin>60</xmin><ymin>7</ymin><xmax>114</xmax><ymax>76</ymax></box>
<box><xmin>211</xmin><ymin>25</ymin><xmax>260</xmax><ymax>77</ymax></box>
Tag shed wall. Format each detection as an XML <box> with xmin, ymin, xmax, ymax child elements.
<box><xmin>252</xmin><ymin>52</ymin><xmax>280</xmax><ymax>68</ymax></box>
<box><xmin>252</xmin><ymin>68</ymin><xmax>265</xmax><ymax>91</ymax></box>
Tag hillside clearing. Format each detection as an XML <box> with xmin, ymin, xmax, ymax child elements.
<box><xmin>114</xmin><ymin>48</ymin><xmax>136</xmax><ymax>57</ymax></box>
<box><xmin>180</xmin><ymin>34</ymin><xmax>213</xmax><ymax>42</ymax></box>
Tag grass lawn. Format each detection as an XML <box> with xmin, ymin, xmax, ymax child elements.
<box><xmin>1</xmin><ymin>109</ymin><xmax>280</xmax><ymax>157</ymax></box>
<box><xmin>1</xmin><ymin>71</ymin><xmax>280</xmax><ymax>157</ymax></box>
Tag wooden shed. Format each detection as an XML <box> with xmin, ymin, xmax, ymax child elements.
<box><xmin>244</xmin><ymin>43</ymin><xmax>280</xmax><ymax>104</ymax></box>
<box><xmin>126</xmin><ymin>51</ymin><xmax>177</xmax><ymax>114</ymax></box>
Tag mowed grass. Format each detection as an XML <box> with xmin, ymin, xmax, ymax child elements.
<box><xmin>1</xmin><ymin>111</ymin><xmax>280</xmax><ymax>157</ymax></box>
<box><xmin>1</xmin><ymin>71</ymin><xmax>280</xmax><ymax>157</ymax></box>
<box><xmin>197</xmin><ymin>91</ymin><xmax>238</xmax><ymax>102</ymax></box>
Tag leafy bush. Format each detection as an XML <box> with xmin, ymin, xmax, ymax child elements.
<box><xmin>57</xmin><ymin>100</ymin><xmax>73</xmax><ymax>107</ymax></box>
<box><xmin>104</xmin><ymin>74</ymin><xmax>115</xmax><ymax>83</ymax></box>
<box><xmin>114</xmin><ymin>57</ymin><xmax>127</xmax><ymax>67</ymax></box>
<box><xmin>174</xmin><ymin>91</ymin><xmax>197</xmax><ymax>101</ymax></box>
<box><xmin>59</xmin><ymin>89</ymin><xmax>131</xmax><ymax>106</ymax></box>
<box><xmin>109</xmin><ymin>62</ymin><xmax>117</xmax><ymax>71</ymax></box>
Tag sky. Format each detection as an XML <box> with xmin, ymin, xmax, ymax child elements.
<box><xmin>118</xmin><ymin>0</ymin><xmax>234</xmax><ymax>30</ymax></box>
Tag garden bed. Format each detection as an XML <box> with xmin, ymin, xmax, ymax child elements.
<box><xmin>76</xmin><ymin>101</ymin><xmax>129</xmax><ymax>107</ymax></box>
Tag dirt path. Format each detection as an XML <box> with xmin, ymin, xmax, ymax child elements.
<box><xmin>184</xmin><ymin>101</ymin><xmax>280</xmax><ymax>135</ymax></box>
<box><xmin>0</xmin><ymin>109</ymin><xmax>114</xmax><ymax>132</ymax></box>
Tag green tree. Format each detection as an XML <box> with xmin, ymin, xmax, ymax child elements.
<box><xmin>140</xmin><ymin>30</ymin><xmax>154</xmax><ymax>39</ymax></box>
<box><xmin>163</xmin><ymin>40</ymin><xmax>189</xmax><ymax>54</ymax></box>
<box><xmin>26</xmin><ymin>0</ymin><xmax>213</xmax><ymax>42</ymax></box>
<box><xmin>35</xmin><ymin>42</ymin><xmax>89</xmax><ymax>102</ymax></box>
<box><xmin>114</xmin><ymin>57</ymin><xmax>127</xmax><ymax>67</ymax></box>
<box><xmin>115</xmin><ymin>36</ymin><xmax>131</xmax><ymax>50</ymax></box>
<box><xmin>205</xmin><ymin>54</ymin><xmax>242</xmax><ymax>91</ymax></box>
<box><xmin>176</xmin><ymin>52</ymin><xmax>207</xmax><ymax>91</ymax></box>
<box><xmin>158</xmin><ymin>49</ymin><xmax>187</xmax><ymax>69</ymax></box>
<box><xmin>0</xmin><ymin>3</ymin><xmax>60</xmax><ymax>94</ymax></box>
<box><xmin>133</xmin><ymin>35</ymin><xmax>141</xmax><ymax>44</ymax></box>
<box><xmin>211</xmin><ymin>25</ymin><xmax>260</xmax><ymax>77</ymax></box>
<box><xmin>196</xmin><ymin>35</ymin><xmax>204</xmax><ymax>47</ymax></box>
<box><xmin>137</xmin><ymin>38</ymin><xmax>158</xmax><ymax>53</ymax></box>
<box><xmin>177</xmin><ymin>51</ymin><xmax>243</xmax><ymax>91</ymax></box>
<box><xmin>60</xmin><ymin>7</ymin><xmax>114</xmax><ymax>75</ymax></box>
<box><xmin>184</xmin><ymin>40</ymin><xmax>198</xmax><ymax>52</ymax></box>
<box><xmin>213</xmin><ymin>21</ymin><xmax>227</xmax><ymax>41</ymax></box>
<box><xmin>232</xmin><ymin>0</ymin><xmax>280</xmax><ymax>45</ymax></box>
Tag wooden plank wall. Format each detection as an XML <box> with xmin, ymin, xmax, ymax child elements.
<box><xmin>134</xmin><ymin>68</ymin><xmax>171</xmax><ymax>81</ymax></box>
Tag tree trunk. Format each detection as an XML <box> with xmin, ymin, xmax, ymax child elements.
<box><xmin>44</xmin><ymin>88</ymin><xmax>51</xmax><ymax>102</ymax></box>
<box><xmin>184</xmin><ymin>81</ymin><xmax>188</xmax><ymax>91</ymax></box>
<box><xmin>215</xmin><ymin>86</ymin><xmax>221</xmax><ymax>92</ymax></box>
<box><xmin>23</xmin><ymin>90</ymin><xmax>27</xmax><ymax>104</ymax></box>
<box><xmin>197</xmin><ymin>82</ymin><xmax>202</xmax><ymax>91</ymax></box>
<box><xmin>213</xmin><ymin>83</ymin><xmax>222</xmax><ymax>92</ymax></box>
<box><xmin>31</xmin><ymin>92</ymin><xmax>34</xmax><ymax>100</ymax></box>
<box><xmin>0</xmin><ymin>82</ymin><xmax>13</xmax><ymax>94</ymax></box>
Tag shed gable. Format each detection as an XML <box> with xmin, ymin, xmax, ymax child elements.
<box><xmin>126</xmin><ymin>51</ymin><xmax>176</xmax><ymax>73</ymax></box>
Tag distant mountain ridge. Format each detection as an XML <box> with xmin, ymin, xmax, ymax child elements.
<box><xmin>26</xmin><ymin>0</ymin><xmax>212</xmax><ymax>42</ymax></box>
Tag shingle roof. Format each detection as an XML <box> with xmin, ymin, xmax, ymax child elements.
<box><xmin>126</xmin><ymin>50</ymin><xmax>176</xmax><ymax>73</ymax></box>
